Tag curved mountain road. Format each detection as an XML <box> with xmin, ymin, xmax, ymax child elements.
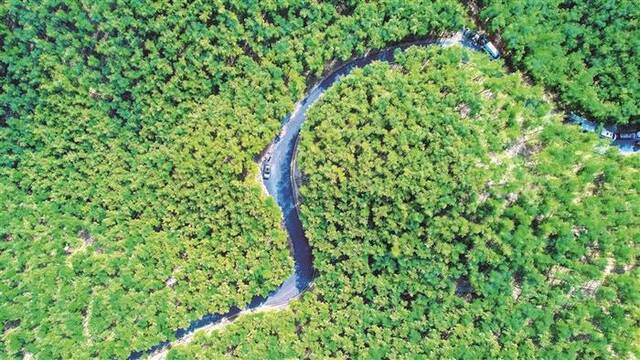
<box><xmin>132</xmin><ymin>31</ymin><xmax>635</xmax><ymax>360</ymax></box>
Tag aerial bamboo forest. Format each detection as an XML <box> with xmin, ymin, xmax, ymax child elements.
<box><xmin>0</xmin><ymin>1</ymin><xmax>638</xmax><ymax>359</ymax></box>
<box><xmin>480</xmin><ymin>0</ymin><xmax>639</xmax><ymax>125</ymax></box>
<box><xmin>168</xmin><ymin>47</ymin><xmax>639</xmax><ymax>359</ymax></box>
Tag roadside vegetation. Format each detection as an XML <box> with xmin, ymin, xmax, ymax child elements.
<box><xmin>479</xmin><ymin>0</ymin><xmax>640</xmax><ymax>125</ymax></box>
<box><xmin>0</xmin><ymin>1</ymin><xmax>465</xmax><ymax>358</ymax></box>
<box><xmin>168</xmin><ymin>47</ymin><xmax>639</xmax><ymax>359</ymax></box>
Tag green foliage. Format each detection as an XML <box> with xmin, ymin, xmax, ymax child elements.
<box><xmin>0</xmin><ymin>1</ymin><xmax>464</xmax><ymax>358</ymax></box>
<box><xmin>169</xmin><ymin>47</ymin><xmax>639</xmax><ymax>359</ymax></box>
<box><xmin>167</xmin><ymin>310</ymin><xmax>304</xmax><ymax>360</ymax></box>
<box><xmin>480</xmin><ymin>0</ymin><xmax>640</xmax><ymax>124</ymax></box>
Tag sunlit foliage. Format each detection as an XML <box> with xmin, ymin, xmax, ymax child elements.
<box><xmin>0</xmin><ymin>1</ymin><xmax>464</xmax><ymax>357</ymax></box>
<box><xmin>480</xmin><ymin>0</ymin><xmax>640</xmax><ymax>124</ymax></box>
<box><xmin>169</xmin><ymin>47</ymin><xmax>639</xmax><ymax>359</ymax></box>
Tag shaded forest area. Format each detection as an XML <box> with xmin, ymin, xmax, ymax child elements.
<box><xmin>169</xmin><ymin>47</ymin><xmax>639</xmax><ymax>359</ymax></box>
<box><xmin>479</xmin><ymin>0</ymin><xmax>639</xmax><ymax>125</ymax></box>
<box><xmin>0</xmin><ymin>1</ymin><xmax>465</xmax><ymax>358</ymax></box>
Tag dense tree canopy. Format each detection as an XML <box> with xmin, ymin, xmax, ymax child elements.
<box><xmin>169</xmin><ymin>47</ymin><xmax>639</xmax><ymax>359</ymax></box>
<box><xmin>2</xmin><ymin>1</ymin><xmax>637</xmax><ymax>358</ymax></box>
<box><xmin>0</xmin><ymin>1</ymin><xmax>465</xmax><ymax>358</ymax></box>
<box><xmin>479</xmin><ymin>0</ymin><xmax>640</xmax><ymax>124</ymax></box>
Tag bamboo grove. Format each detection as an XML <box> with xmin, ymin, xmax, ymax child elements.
<box><xmin>480</xmin><ymin>0</ymin><xmax>639</xmax><ymax>124</ymax></box>
<box><xmin>168</xmin><ymin>47</ymin><xmax>639</xmax><ymax>359</ymax></box>
<box><xmin>1</xmin><ymin>0</ymin><xmax>638</xmax><ymax>358</ymax></box>
<box><xmin>0</xmin><ymin>1</ymin><xmax>465</xmax><ymax>357</ymax></box>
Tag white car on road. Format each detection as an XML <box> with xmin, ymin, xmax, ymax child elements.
<box><xmin>262</xmin><ymin>163</ymin><xmax>271</xmax><ymax>180</ymax></box>
<box><xmin>600</xmin><ymin>128</ymin><xmax>617</xmax><ymax>140</ymax></box>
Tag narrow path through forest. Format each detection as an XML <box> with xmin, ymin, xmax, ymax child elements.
<box><xmin>131</xmin><ymin>31</ymin><xmax>634</xmax><ymax>360</ymax></box>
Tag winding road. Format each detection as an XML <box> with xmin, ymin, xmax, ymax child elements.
<box><xmin>131</xmin><ymin>31</ymin><xmax>635</xmax><ymax>360</ymax></box>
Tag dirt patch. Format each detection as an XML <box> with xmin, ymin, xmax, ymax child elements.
<box><xmin>548</xmin><ymin>265</ymin><xmax>570</xmax><ymax>286</ymax></box>
<box><xmin>457</xmin><ymin>103</ymin><xmax>471</xmax><ymax>118</ymax></box>
<box><xmin>581</xmin><ymin>258</ymin><xmax>615</xmax><ymax>297</ymax></box>
<box><xmin>4</xmin><ymin>319</ymin><xmax>20</xmax><ymax>334</ymax></box>
<box><xmin>166</xmin><ymin>276</ymin><xmax>177</xmax><ymax>288</ymax></box>
<box><xmin>83</xmin><ymin>301</ymin><xmax>93</xmax><ymax>342</ymax></box>
<box><xmin>78</xmin><ymin>229</ymin><xmax>95</xmax><ymax>246</ymax></box>
<box><xmin>512</xmin><ymin>273</ymin><xmax>522</xmax><ymax>301</ymax></box>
